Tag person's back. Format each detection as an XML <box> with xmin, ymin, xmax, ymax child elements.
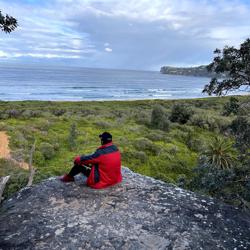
<box><xmin>60</xmin><ymin>132</ymin><xmax>122</xmax><ymax>189</ymax></box>
<box><xmin>85</xmin><ymin>142</ymin><xmax>122</xmax><ymax>189</ymax></box>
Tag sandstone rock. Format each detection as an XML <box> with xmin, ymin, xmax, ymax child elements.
<box><xmin>0</xmin><ymin>167</ymin><xmax>249</xmax><ymax>249</ymax></box>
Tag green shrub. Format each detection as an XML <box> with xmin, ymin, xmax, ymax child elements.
<box><xmin>223</xmin><ymin>97</ymin><xmax>239</xmax><ymax>116</ymax></box>
<box><xmin>133</xmin><ymin>138</ymin><xmax>161</xmax><ymax>156</ymax></box>
<box><xmin>51</xmin><ymin>109</ymin><xmax>66</xmax><ymax>116</ymax></box>
<box><xmin>11</xmin><ymin>131</ymin><xmax>28</xmax><ymax>148</ymax></box>
<box><xmin>151</xmin><ymin>105</ymin><xmax>170</xmax><ymax>131</ymax></box>
<box><xmin>21</xmin><ymin>109</ymin><xmax>41</xmax><ymax>118</ymax></box>
<box><xmin>169</xmin><ymin>104</ymin><xmax>193</xmax><ymax>124</ymax></box>
<box><xmin>33</xmin><ymin>151</ymin><xmax>45</xmax><ymax>167</ymax></box>
<box><xmin>189</xmin><ymin>113</ymin><xmax>209</xmax><ymax>129</ymax></box>
<box><xmin>168</xmin><ymin>145</ymin><xmax>179</xmax><ymax>155</ymax></box>
<box><xmin>186</xmin><ymin>157</ymin><xmax>250</xmax><ymax>209</ymax></box>
<box><xmin>201</xmin><ymin>136</ymin><xmax>237</xmax><ymax>169</ymax></box>
<box><xmin>230</xmin><ymin>116</ymin><xmax>250</xmax><ymax>152</ymax></box>
<box><xmin>34</xmin><ymin>120</ymin><xmax>51</xmax><ymax>131</ymax></box>
<box><xmin>146</xmin><ymin>131</ymin><xmax>165</xmax><ymax>141</ymax></box>
<box><xmin>134</xmin><ymin>111</ymin><xmax>150</xmax><ymax>126</ymax></box>
<box><xmin>0</xmin><ymin>112</ymin><xmax>8</xmax><ymax>120</ymax></box>
<box><xmin>189</xmin><ymin>113</ymin><xmax>231</xmax><ymax>133</ymax></box>
<box><xmin>151</xmin><ymin>105</ymin><xmax>165</xmax><ymax>127</ymax></box>
<box><xmin>237</xmin><ymin>100</ymin><xmax>250</xmax><ymax>116</ymax></box>
<box><xmin>39</xmin><ymin>142</ymin><xmax>55</xmax><ymax>160</ymax></box>
<box><xmin>122</xmin><ymin>150</ymin><xmax>148</xmax><ymax>164</ymax></box>
<box><xmin>0</xmin><ymin>159</ymin><xmax>29</xmax><ymax>199</ymax></box>
<box><xmin>68</xmin><ymin>123</ymin><xmax>78</xmax><ymax>151</ymax></box>
<box><xmin>5</xmin><ymin>109</ymin><xmax>22</xmax><ymax>118</ymax></box>
<box><xmin>184</xmin><ymin>132</ymin><xmax>205</xmax><ymax>152</ymax></box>
<box><xmin>94</xmin><ymin>120</ymin><xmax>113</xmax><ymax>129</ymax></box>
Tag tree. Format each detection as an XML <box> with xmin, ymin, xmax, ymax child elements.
<box><xmin>0</xmin><ymin>10</ymin><xmax>18</xmax><ymax>33</ymax></box>
<box><xmin>203</xmin><ymin>38</ymin><xmax>250</xmax><ymax>96</ymax></box>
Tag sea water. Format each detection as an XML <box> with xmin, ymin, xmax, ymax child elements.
<box><xmin>0</xmin><ymin>64</ymin><xmax>219</xmax><ymax>101</ymax></box>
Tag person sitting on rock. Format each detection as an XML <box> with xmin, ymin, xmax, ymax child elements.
<box><xmin>60</xmin><ymin>132</ymin><xmax>122</xmax><ymax>189</ymax></box>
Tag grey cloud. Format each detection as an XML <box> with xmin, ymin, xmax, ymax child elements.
<box><xmin>0</xmin><ymin>0</ymin><xmax>250</xmax><ymax>69</ymax></box>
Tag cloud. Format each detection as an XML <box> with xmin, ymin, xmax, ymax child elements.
<box><xmin>105</xmin><ymin>47</ymin><xmax>112</xmax><ymax>52</ymax></box>
<box><xmin>0</xmin><ymin>0</ymin><xmax>250</xmax><ymax>69</ymax></box>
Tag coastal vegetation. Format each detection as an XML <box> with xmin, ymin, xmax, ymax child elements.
<box><xmin>203</xmin><ymin>38</ymin><xmax>250</xmax><ymax>96</ymax></box>
<box><xmin>161</xmin><ymin>38</ymin><xmax>250</xmax><ymax>97</ymax></box>
<box><xmin>0</xmin><ymin>96</ymin><xmax>249</xmax><ymax>209</ymax></box>
<box><xmin>160</xmin><ymin>65</ymin><xmax>218</xmax><ymax>77</ymax></box>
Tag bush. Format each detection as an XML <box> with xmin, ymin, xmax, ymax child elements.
<box><xmin>185</xmin><ymin>157</ymin><xmax>250</xmax><ymax>210</ymax></box>
<box><xmin>184</xmin><ymin>132</ymin><xmax>205</xmax><ymax>152</ymax></box>
<box><xmin>189</xmin><ymin>113</ymin><xmax>209</xmax><ymax>129</ymax></box>
<box><xmin>189</xmin><ymin>113</ymin><xmax>231</xmax><ymax>133</ymax></box>
<box><xmin>122</xmin><ymin>150</ymin><xmax>148</xmax><ymax>164</ymax></box>
<box><xmin>146</xmin><ymin>131</ymin><xmax>165</xmax><ymax>141</ymax></box>
<box><xmin>33</xmin><ymin>151</ymin><xmax>45</xmax><ymax>167</ymax></box>
<box><xmin>0</xmin><ymin>159</ymin><xmax>29</xmax><ymax>199</ymax></box>
<box><xmin>11</xmin><ymin>131</ymin><xmax>28</xmax><ymax>148</ymax></box>
<box><xmin>5</xmin><ymin>109</ymin><xmax>22</xmax><ymax>118</ymax></box>
<box><xmin>39</xmin><ymin>142</ymin><xmax>55</xmax><ymax>160</ymax></box>
<box><xmin>94</xmin><ymin>120</ymin><xmax>113</xmax><ymax>129</ymax></box>
<box><xmin>21</xmin><ymin>109</ymin><xmax>41</xmax><ymax>118</ymax></box>
<box><xmin>133</xmin><ymin>138</ymin><xmax>161</xmax><ymax>156</ymax></box>
<box><xmin>151</xmin><ymin>105</ymin><xmax>170</xmax><ymax>131</ymax></box>
<box><xmin>51</xmin><ymin>109</ymin><xmax>66</xmax><ymax>116</ymax></box>
<box><xmin>201</xmin><ymin>136</ymin><xmax>237</xmax><ymax>169</ymax></box>
<box><xmin>237</xmin><ymin>100</ymin><xmax>250</xmax><ymax>116</ymax></box>
<box><xmin>223</xmin><ymin>97</ymin><xmax>239</xmax><ymax>116</ymax></box>
<box><xmin>230</xmin><ymin>116</ymin><xmax>250</xmax><ymax>152</ymax></box>
<box><xmin>151</xmin><ymin>105</ymin><xmax>165</xmax><ymax>127</ymax></box>
<box><xmin>68</xmin><ymin>123</ymin><xmax>77</xmax><ymax>151</ymax></box>
<box><xmin>134</xmin><ymin>111</ymin><xmax>150</xmax><ymax>126</ymax></box>
<box><xmin>34</xmin><ymin>120</ymin><xmax>51</xmax><ymax>131</ymax></box>
<box><xmin>169</xmin><ymin>104</ymin><xmax>193</xmax><ymax>124</ymax></box>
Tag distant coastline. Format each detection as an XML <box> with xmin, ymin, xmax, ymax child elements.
<box><xmin>160</xmin><ymin>65</ymin><xmax>223</xmax><ymax>78</ymax></box>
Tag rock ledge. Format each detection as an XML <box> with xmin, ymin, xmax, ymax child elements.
<box><xmin>0</xmin><ymin>167</ymin><xmax>250</xmax><ymax>250</ymax></box>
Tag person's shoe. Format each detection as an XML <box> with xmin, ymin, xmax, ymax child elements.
<box><xmin>60</xmin><ymin>174</ymin><xmax>74</xmax><ymax>182</ymax></box>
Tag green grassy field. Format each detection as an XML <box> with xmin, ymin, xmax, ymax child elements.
<box><xmin>0</xmin><ymin>95</ymin><xmax>249</xmax><ymax>204</ymax></box>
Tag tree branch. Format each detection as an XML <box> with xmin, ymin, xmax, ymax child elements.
<box><xmin>27</xmin><ymin>141</ymin><xmax>36</xmax><ymax>187</ymax></box>
<box><xmin>0</xmin><ymin>175</ymin><xmax>10</xmax><ymax>203</ymax></box>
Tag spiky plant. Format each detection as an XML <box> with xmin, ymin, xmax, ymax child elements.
<box><xmin>203</xmin><ymin>136</ymin><xmax>237</xmax><ymax>169</ymax></box>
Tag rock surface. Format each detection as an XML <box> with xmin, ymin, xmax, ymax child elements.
<box><xmin>0</xmin><ymin>167</ymin><xmax>250</xmax><ymax>250</ymax></box>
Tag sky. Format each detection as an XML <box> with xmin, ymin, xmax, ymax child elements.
<box><xmin>0</xmin><ymin>0</ymin><xmax>250</xmax><ymax>70</ymax></box>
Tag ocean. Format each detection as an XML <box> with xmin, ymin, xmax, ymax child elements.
<box><xmin>0</xmin><ymin>64</ymin><xmax>215</xmax><ymax>101</ymax></box>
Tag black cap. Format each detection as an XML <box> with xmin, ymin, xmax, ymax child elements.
<box><xmin>99</xmin><ymin>132</ymin><xmax>112</xmax><ymax>142</ymax></box>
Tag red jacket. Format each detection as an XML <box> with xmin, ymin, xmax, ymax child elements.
<box><xmin>79</xmin><ymin>142</ymin><xmax>122</xmax><ymax>189</ymax></box>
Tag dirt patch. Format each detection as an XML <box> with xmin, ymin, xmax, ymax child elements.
<box><xmin>0</xmin><ymin>131</ymin><xmax>29</xmax><ymax>170</ymax></box>
<box><xmin>0</xmin><ymin>131</ymin><xmax>11</xmax><ymax>159</ymax></box>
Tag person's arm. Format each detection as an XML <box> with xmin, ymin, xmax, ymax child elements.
<box><xmin>74</xmin><ymin>150</ymin><xmax>101</xmax><ymax>166</ymax></box>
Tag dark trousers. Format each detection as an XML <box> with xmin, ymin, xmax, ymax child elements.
<box><xmin>68</xmin><ymin>164</ymin><xmax>91</xmax><ymax>177</ymax></box>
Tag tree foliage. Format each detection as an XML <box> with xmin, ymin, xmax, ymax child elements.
<box><xmin>223</xmin><ymin>97</ymin><xmax>240</xmax><ymax>116</ymax></box>
<box><xmin>203</xmin><ymin>38</ymin><xmax>250</xmax><ymax>95</ymax></box>
<box><xmin>0</xmin><ymin>10</ymin><xmax>18</xmax><ymax>33</ymax></box>
<box><xmin>169</xmin><ymin>104</ymin><xmax>193</xmax><ymax>124</ymax></box>
<box><xmin>183</xmin><ymin>157</ymin><xmax>250</xmax><ymax>209</ymax></box>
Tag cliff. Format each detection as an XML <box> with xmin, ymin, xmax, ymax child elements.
<box><xmin>0</xmin><ymin>167</ymin><xmax>249</xmax><ymax>250</ymax></box>
<box><xmin>160</xmin><ymin>65</ymin><xmax>221</xmax><ymax>77</ymax></box>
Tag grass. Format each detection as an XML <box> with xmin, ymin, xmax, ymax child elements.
<box><xmin>0</xmin><ymin>95</ymin><xmax>249</xmax><ymax>199</ymax></box>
